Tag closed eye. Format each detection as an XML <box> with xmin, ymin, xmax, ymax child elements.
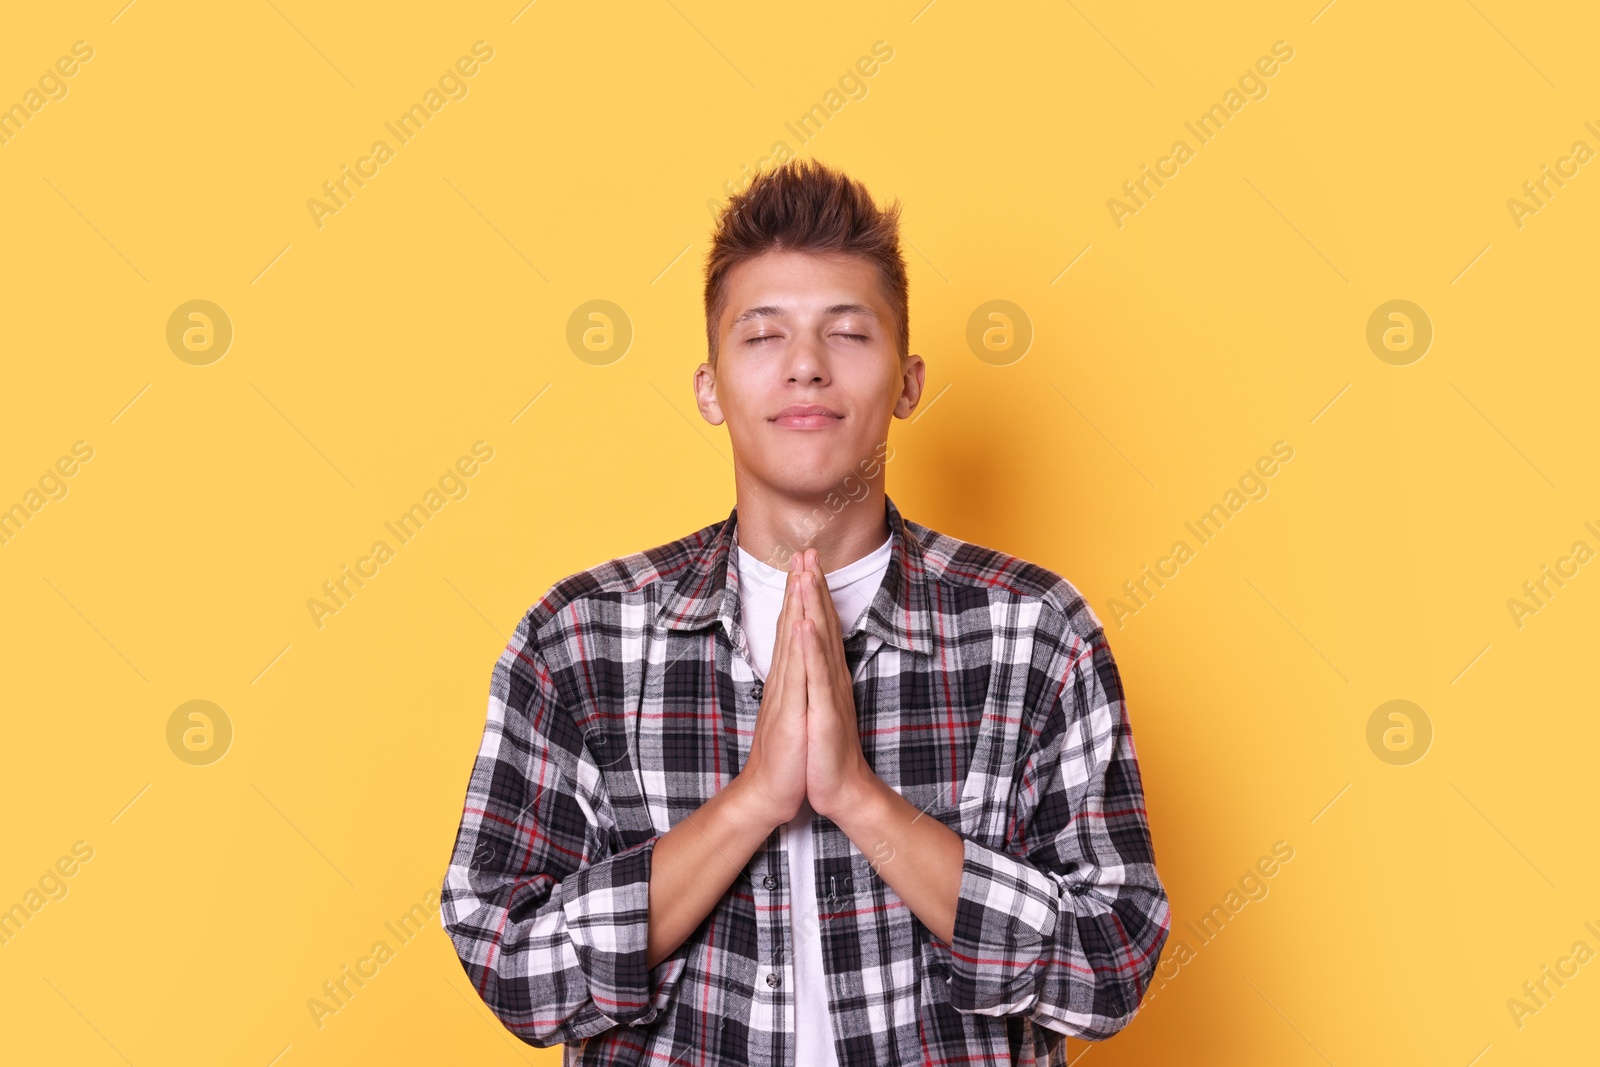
<box><xmin>746</xmin><ymin>335</ymin><xmax>778</xmax><ymax>345</ymax></box>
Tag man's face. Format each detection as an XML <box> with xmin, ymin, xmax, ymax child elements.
<box><xmin>694</xmin><ymin>249</ymin><xmax>924</xmax><ymax>499</ymax></box>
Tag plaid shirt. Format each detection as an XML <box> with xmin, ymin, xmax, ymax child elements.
<box><xmin>440</xmin><ymin>494</ymin><xmax>1169</xmax><ymax>1065</ymax></box>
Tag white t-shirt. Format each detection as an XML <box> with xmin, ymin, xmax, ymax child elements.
<box><xmin>733</xmin><ymin>531</ymin><xmax>893</xmax><ymax>1067</ymax></box>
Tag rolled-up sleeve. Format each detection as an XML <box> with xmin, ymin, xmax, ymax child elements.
<box><xmin>936</xmin><ymin>606</ymin><xmax>1170</xmax><ymax>1041</ymax></box>
<box><xmin>440</xmin><ymin>607</ymin><xmax>691</xmax><ymax>1047</ymax></box>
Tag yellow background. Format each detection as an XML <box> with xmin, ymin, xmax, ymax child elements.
<box><xmin>2</xmin><ymin>1</ymin><xmax>1596</xmax><ymax>1063</ymax></box>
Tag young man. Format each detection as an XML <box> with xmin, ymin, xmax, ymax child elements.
<box><xmin>440</xmin><ymin>158</ymin><xmax>1170</xmax><ymax>1066</ymax></box>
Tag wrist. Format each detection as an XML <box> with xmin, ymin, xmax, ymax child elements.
<box><xmin>821</xmin><ymin>769</ymin><xmax>891</xmax><ymax>834</ymax></box>
<box><xmin>724</xmin><ymin>774</ymin><xmax>789</xmax><ymax>834</ymax></box>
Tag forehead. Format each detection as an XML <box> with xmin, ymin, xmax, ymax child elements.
<box><xmin>720</xmin><ymin>250</ymin><xmax>888</xmax><ymax>326</ymax></box>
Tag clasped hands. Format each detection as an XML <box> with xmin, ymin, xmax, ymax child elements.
<box><xmin>741</xmin><ymin>547</ymin><xmax>878</xmax><ymax>828</ymax></box>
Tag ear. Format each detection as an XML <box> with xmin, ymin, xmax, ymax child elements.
<box><xmin>694</xmin><ymin>361</ymin><xmax>725</xmax><ymax>425</ymax></box>
<box><xmin>893</xmin><ymin>354</ymin><xmax>926</xmax><ymax>419</ymax></box>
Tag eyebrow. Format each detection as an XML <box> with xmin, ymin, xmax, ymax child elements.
<box><xmin>731</xmin><ymin>303</ymin><xmax>881</xmax><ymax>327</ymax></box>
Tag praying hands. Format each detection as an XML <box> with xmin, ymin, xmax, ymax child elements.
<box><xmin>739</xmin><ymin>547</ymin><xmax>964</xmax><ymax>946</ymax></box>
<box><xmin>739</xmin><ymin>547</ymin><xmax>875</xmax><ymax>825</ymax></box>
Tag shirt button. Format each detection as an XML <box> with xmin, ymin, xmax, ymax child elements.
<box><xmin>751</xmin><ymin>680</ymin><xmax>764</xmax><ymax>700</ymax></box>
<box><xmin>766</xmin><ymin>971</ymin><xmax>781</xmax><ymax>987</ymax></box>
<box><xmin>763</xmin><ymin>874</ymin><xmax>778</xmax><ymax>890</ymax></box>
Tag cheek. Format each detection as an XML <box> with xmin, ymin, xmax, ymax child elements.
<box><xmin>844</xmin><ymin>365</ymin><xmax>899</xmax><ymax>417</ymax></box>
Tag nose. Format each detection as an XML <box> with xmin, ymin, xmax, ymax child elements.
<box><xmin>785</xmin><ymin>332</ymin><xmax>829</xmax><ymax>384</ymax></box>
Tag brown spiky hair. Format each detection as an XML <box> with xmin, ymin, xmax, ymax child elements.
<box><xmin>703</xmin><ymin>157</ymin><xmax>909</xmax><ymax>368</ymax></box>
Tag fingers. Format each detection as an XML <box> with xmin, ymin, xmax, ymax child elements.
<box><xmin>783</xmin><ymin>552</ymin><xmax>803</xmax><ymax>618</ymax></box>
<box><xmin>801</xmin><ymin>615</ymin><xmax>831</xmax><ymax>706</ymax></box>
<box><xmin>770</xmin><ymin>553</ymin><xmax>802</xmax><ymax>688</ymax></box>
<box><xmin>799</xmin><ymin>562</ymin><xmax>840</xmax><ymax>650</ymax></box>
<box><xmin>801</xmin><ymin>549</ymin><xmax>842</xmax><ymax>646</ymax></box>
<box><xmin>785</xmin><ymin>613</ymin><xmax>807</xmax><ymax>707</ymax></box>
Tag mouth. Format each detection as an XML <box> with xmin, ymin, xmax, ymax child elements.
<box><xmin>770</xmin><ymin>406</ymin><xmax>845</xmax><ymax>430</ymax></box>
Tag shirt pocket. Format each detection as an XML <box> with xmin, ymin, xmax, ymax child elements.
<box><xmin>597</xmin><ymin>630</ymin><xmax>729</xmax><ymax>848</ymax></box>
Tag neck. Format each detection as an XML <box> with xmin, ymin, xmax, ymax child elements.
<box><xmin>732</xmin><ymin>476</ymin><xmax>892</xmax><ymax>575</ymax></box>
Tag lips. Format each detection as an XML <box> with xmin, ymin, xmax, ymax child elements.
<box><xmin>771</xmin><ymin>405</ymin><xmax>844</xmax><ymax>429</ymax></box>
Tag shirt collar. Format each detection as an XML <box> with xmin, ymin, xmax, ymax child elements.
<box><xmin>656</xmin><ymin>493</ymin><xmax>933</xmax><ymax>657</ymax></box>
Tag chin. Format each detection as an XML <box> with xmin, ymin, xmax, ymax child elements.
<box><xmin>763</xmin><ymin>459</ymin><xmax>867</xmax><ymax>499</ymax></box>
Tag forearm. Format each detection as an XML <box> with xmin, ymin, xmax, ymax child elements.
<box><xmin>646</xmin><ymin>775</ymin><xmax>780</xmax><ymax>969</ymax></box>
<box><xmin>831</xmin><ymin>774</ymin><xmax>964</xmax><ymax>946</ymax></box>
